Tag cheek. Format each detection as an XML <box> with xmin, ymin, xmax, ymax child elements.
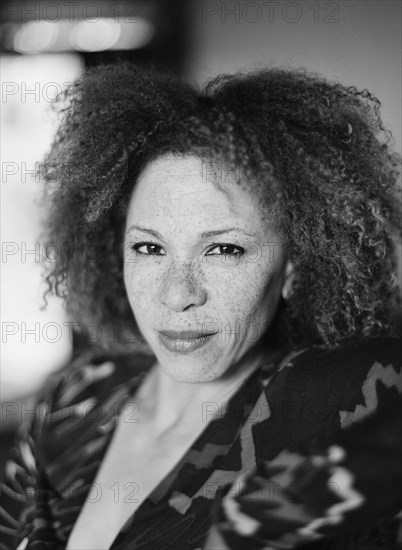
<box><xmin>208</xmin><ymin>262</ymin><xmax>282</xmax><ymax>325</ymax></box>
<box><xmin>123</xmin><ymin>263</ymin><xmax>156</xmax><ymax>308</ymax></box>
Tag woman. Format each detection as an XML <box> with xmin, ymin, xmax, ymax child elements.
<box><xmin>1</xmin><ymin>64</ymin><xmax>401</xmax><ymax>550</ymax></box>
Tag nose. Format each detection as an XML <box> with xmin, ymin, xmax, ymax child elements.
<box><xmin>160</xmin><ymin>260</ymin><xmax>207</xmax><ymax>312</ymax></box>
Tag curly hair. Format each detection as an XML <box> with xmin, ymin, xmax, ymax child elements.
<box><xmin>40</xmin><ymin>63</ymin><xmax>401</xmax><ymax>353</ymax></box>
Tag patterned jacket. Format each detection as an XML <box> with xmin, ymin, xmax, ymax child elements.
<box><xmin>1</xmin><ymin>337</ymin><xmax>401</xmax><ymax>549</ymax></box>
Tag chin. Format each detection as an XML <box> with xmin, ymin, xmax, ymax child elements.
<box><xmin>159</xmin><ymin>361</ymin><xmax>227</xmax><ymax>384</ymax></box>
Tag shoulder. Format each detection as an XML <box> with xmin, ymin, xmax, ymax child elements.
<box><xmin>260</xmin><ymin>337</ymin><xmax>401</xmax><ymax>449</ymax></box>
<box><xmin>281</xmin><ymin>336</ymin><xmax>401</xmax><ymax>372</ymax></box>
<box><xmin>29</xmin><ymin>348</ymin><xmax>154</xmax><ymax>460</ymax></box>
<box><xmin>271</xmin><ymin>336</ymin><xmax>401</xmax><ymax>409</ymax></box>
<box><xmin>36</xmin><ymin>347</ymin><xmax>154</xmax><ymax>411</ymax></box>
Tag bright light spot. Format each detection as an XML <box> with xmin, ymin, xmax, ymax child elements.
<box><xmin>69</xmin><ymin>18</ymin><xmax>121</xmax><ymax>52</ymax></box>
<box><xmin>9</xmin><ymin>18</ymin><xmax>154</xmax><ymax>54</ymax></box>
<box><xmin>1</xmin><ymin>53</ymin><xmax>83</xmax><ymax>402</ymax></box>
<box><xmin>112</xmin><ymin>19</ymin><xmax>154</xmax><ymax>50</ymax></box>
<box><xmin>14</xmin><ymin>21</ymin><xmax>59</xmax><ymax>54</ymax></box>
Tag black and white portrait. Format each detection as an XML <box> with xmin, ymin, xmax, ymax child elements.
<box><xmin>1</xmin><ymin>2</ymin><xmax>401</xmax><ymax>549</ymax></box>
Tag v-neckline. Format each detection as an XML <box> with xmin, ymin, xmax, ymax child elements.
<box><xmin>63</xmin><ymin>348</ymin><xmax>284</xmax><ymax>549</ymax></box>
<box><xmin>107</xmin><ymin>361</ymin><xmax>274</xmax><ymax>549</ymax></box>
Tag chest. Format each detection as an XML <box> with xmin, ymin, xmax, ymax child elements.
<box><xmin>65</xmin><ymin>412</ymin><xmax>207</xmax><ymax>550</ymax></box>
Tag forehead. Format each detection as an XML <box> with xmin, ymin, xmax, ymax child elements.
<box><xmin>126</xmin><ymin>154</ymin><xmax>269</xmax><ymax>229</ymax></box>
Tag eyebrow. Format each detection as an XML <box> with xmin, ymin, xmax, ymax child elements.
<box><xmin>126</xmin><ymin>224</ymin><xmax>256</xmax><ymax>240</ymax></box>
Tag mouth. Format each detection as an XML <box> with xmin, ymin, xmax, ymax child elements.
<box><xmin>160</xmin><ymin>330</ymin><xmax>217</xmax><ymax>339</ymax></box>
<box><xmin>158</xmin><ymin>330</ymin><xmax>218</xmax><ymax>354</ymax></box>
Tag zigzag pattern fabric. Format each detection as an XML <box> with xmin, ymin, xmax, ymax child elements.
<box><xmin>1</xmin><ymin>337</ymin><xmax>401</xmax><ymax>549</ymax></box>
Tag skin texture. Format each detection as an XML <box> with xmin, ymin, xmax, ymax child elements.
<box><xmin>123</xmin><ymin>154</ymin><xmax>292</xmax><ymax>384</ymax></box>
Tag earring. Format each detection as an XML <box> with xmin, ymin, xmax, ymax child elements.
<box><xmin>282</xmin><ymin>285</ymin><xmax>292</xmax><ymax>301</ymax></box>
<box><xmin>282</xmin><ymin>261</ymin><xmax>294</xmax><ymax>301</ymax></box>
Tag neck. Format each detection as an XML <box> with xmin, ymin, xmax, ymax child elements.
<box><xmin>139</xmin><ymin>342</ymin><xmax>273</xmax><ymax>435</ymax></box>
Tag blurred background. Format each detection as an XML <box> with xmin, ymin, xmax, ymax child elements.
<box><xmin>1</xmin><ymin>0</ymin><xmax>401</xmax><ymax>435</ymax></box>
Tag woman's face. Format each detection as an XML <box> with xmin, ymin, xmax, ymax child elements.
<box><xmin>124</xmin><ymin>154</ymin><xmax>290</xmax><ymax>383</ymax></box>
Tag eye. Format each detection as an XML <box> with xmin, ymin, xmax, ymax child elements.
<box><xmin>132</xmin><ymin>242</ymin><xmax>166</xmax><ymax>256</ymax></box>
<box><xmin>206</xmin><ymin>243</ymin><xmax>245</xmax><ymax>257</ymax></box>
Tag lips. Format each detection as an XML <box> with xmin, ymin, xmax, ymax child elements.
<box><xmin>158</xmin><ymin>329</ymin><xmax>218</xmax><ymax>354</ymax></box>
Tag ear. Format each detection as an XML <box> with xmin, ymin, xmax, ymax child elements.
<box><xmin>281</xmin><ymin>260</ymin><xmax>294</xmax><ymax>300</ymax></box>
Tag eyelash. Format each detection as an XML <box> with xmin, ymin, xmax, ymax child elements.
<box><xmin>207</xmin><ymin>243</ymin><xmax>245</xmax><ymax>257</ymax></box>
<box><xmin>131</xmin><ymin>242</ymin><xmax>245</xmax><ymax>258</ymax></box>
